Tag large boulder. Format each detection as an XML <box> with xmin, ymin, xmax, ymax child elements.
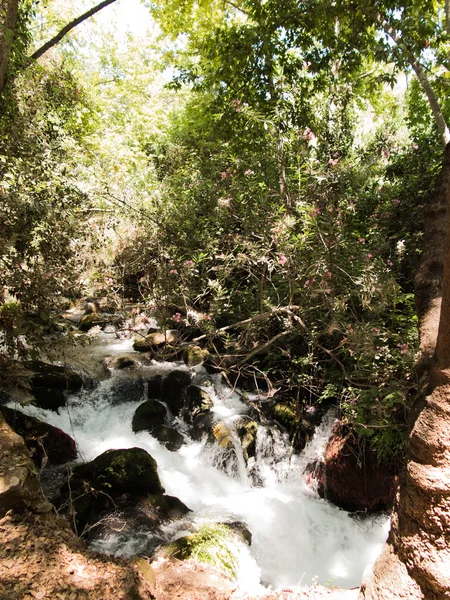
<box><xmin>26</xmin><ymin>361</ymin><xmax>82</xmax><ymax>393</ymax></box>
<box><xmin>147</xmin><ymin>375</ymin><xmax>163</xmax><ymax>400</ymax></box>
<box><xmin>161</xmin><ymin>370</ymin><xmax>191</xmax><ymax>415</ymax></box>
<box><xmin>0</xmin><ymin>407</ymin><xmax>77</xmax><ymax>466</ymax></box>
<box><xmin>311</xmin><ymin>427</ymin><xmax>398</xmax><ymax>512</ymax></box>
<box><xmin>105</xmin><ymin>355</ymin><xmax>140</xmax><ymax>370</ymax></box>
<box><xmin>31</xmin><ymin>387</ymin><xmax>66</xmax><ymax>411</ymax></box>
<box><xmin>132</xmin><ymin>399</ymin><xmax>167</xmax><ymax>433</ymax></box>
<box><xmin>73</xmin><ymin>447</ymin><xmax>165</xmax><ymax>497</ymax></box>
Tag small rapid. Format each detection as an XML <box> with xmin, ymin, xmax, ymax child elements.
<box><xmin>11</xmin><ymin>341</ymin><xmax>389</xmax><ymax>593</ymax></box>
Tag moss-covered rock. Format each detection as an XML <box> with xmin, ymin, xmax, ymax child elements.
<box><xmin>211</xmin><ymin>422</ymin><xmax>234</xmax><ymax>450</ymax></box>
<box><xmin>235</xmin><ymin>417</ymin><xmax>258</xmax><ymax>463</ymax></box>
<box><xmin>155</xmin><ymin>522</ymin><xmax>251</xmax><ymax>578</ymax></box>
<box><xmin>132</xmin><ymin>400</ymin><xmax>167</xmax><ymax>433</ymax></box>
<box><xmin>183</xmin><ymin>345</ymin><xmax>210</xmax><ymax>367</ymax></box>
<box><xmin>185</xmin><ymin>385</ymin><xmax>213</xmax><ymax>421</ymax></box>
<box><xmin>161</xmin><ymin>370</ymin><xmax>191</xmax><ymax>415</ymax></box>
<box><xmin>0</xmin><ymin>406</ymin><xmax>77</xmax><ymax>466</ymax></box>
<box><xmin>273</xmin><ymin>401</ymin><xmax>297</xmax><ymax>428</ymax></box>
<box><xmin>74</xmin><ymin>447</ymin><xmax>165</xmax><ymax>496</ymax></box>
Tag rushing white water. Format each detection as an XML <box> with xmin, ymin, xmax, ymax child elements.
<box><xmin>11</xmin><ymin>342</ymin><xmax>390</xmax><ymax>593</ymax></box>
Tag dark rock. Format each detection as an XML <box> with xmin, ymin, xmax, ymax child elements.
<box><xmin>147</xmin><ymin>494</ymin><xmax>191</xmax><ymax>520</ymax></box>
<box><xmin>151</xmin><ymin>425</ymin><xmax>185</xmax><ymax>452</ymax></box>
<box><xmin>192</xmin><ymin>412</ymin><xmax>215</xmax><ymax>441</ymax></box>
<box><xmin>0</xmin><ymin>406</ymin><xmax>77</xmax><ymax>466</ymax></box>
<box><xmin>161</xmin><ymin>370</ymin><xmax>191</xmax><ymax>415</ymax></box>
<box><xmin>147</xmin><ymin>375</ymin><xmax>163</xmax><ymax>400</ymax></box>
<box><xmin>235</xmin><ymin>416</ymin><xmax>258</xmax><ymax>462</ymax></box>
<box><xmin>109</xmin><ymin>376</ymin><xmax>145</xmax><ymax>406</ymax></box>
<box><xmin>132</xmin><ymin>400</ymin><xmax>168</xmax><ymax>433</ymax></box>
<box><xmin>74</xmin><ymin>447</ymin><xmax>164</xmax><ymax>497</ymax></box>
<box><xmin>26</xmin><ymin>361</ymin><xmax>82</xmax><ymax>393</ymax></box>
<box><xmin>31</xmin><ymin>387</ymin><xmax>66</xmax><ymax>411</ymax></box>
<box><xmin>223</xmin><ymin>520</ymin><xmax>252</xmax><ymax>546</ymax></box>
<box><xmin>311</xmin><ymin>427</ymin><xmax>398</xmax><ymax>513</ymax></box>
<box><xmin>185</xmin><ymin>385</ymin><xmax>213</xmax><ymax>421</ymax></box>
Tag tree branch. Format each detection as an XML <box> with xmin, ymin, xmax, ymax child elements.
<box><xmin>30</xmin><ymin>0</ymin><xmax>118</xmax><ymax>61</ymax></box>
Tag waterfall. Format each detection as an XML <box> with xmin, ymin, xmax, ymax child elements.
<box><xmin>9</xmin><ymin>342</ymin><xmax>390</xmax><ymax>593</ymax></box>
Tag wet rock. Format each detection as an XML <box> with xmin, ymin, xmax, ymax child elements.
<box><xmin>155</xmin><ymin>522</ymin><xmax>251</xmax><ymax>578</ymax></box>
<box><xmin>31</xmin><ymin>387</ymin><xmax>66</xmax><ymax>411</ymax></box>
<box><xmin>161</xmin><ymin>370</ymin><xmax>191</xmax><ymax>415</ymax></box>
<box><xmin>132</xmin><ymin>399</ymin><xmax>167</xmax><ymax>433</ymax></box>
<box><xmin>211</xmin><ymin>422</ymin><xmax>234</xmax><ymax>450</ymax></box>
<box><xmin>185</xmin><ymin>385</ymin><xmax>213</xmax><ymax>421</ymax></box>
<box><xmin>109</xmin><ymin>376</ymin><xmax>145</xmax><ymax>406</ymax></box>
<box><xmin>192</xmin><ymin>412</ymin><xmax>215</xmax><ymax>441</ymax></box>
<box><xmin>151</xmin><ymin>425</ymin><xmax>185</xmax><ymax>452</ymax></box>
<box><xmin>311</xmin><ymin>427</ymin><xmax>398</xmax><ymax>512</ymax></box>
<box><xmin>73</xmin><ymin>447</ymin><xmax>165</xmax><ymax>497</ymax></box>
<box><xmin>105</xmin><ymin>355</ymin><xmax>139</xmax><ymax>370</ymax></box>
<box><xmin>133</xmin><ymin>330</ymin><xmax>179</xmax><ymax>352</ymax></box>
<box><xmin>83</xmin><ymin>296</ymin><xmax>117</xmax><ymax>314</ymax></box>
<box><xmin>235</xmin><ymin>416</ymin><xmax>258</xmax><ymax>462</ymax></box>
<box><xmin>26</xmin><ymin>361</ymin><xmax>82</xmax><ymax>393</ymax></box>
<box><xmin>183</xmin><ymin>345</ymin><xmax>209</xmax><ymax>367</ymax></box>
<box><xmin>58</xmin><ymin>447</ymin><xmax>165</xmax><ymax>533</ymax></box>
<box><xmin>147</xmin><ymin>494</ymin><xmax>191</xmax><ymax>520</ymax></box>
<box><xmin>78</xmin><ymin>313</ymin><xmax>110</xmax><ymax>332</ymax></box>
<box><xmin>147</xmin><ymin>375</ymin><xmax>163</xmax><ymax>400</ymax></box>
<box><xmin>0</xmin><ymin>407</ymin><xmax>77</xmax><ymax>467</ymax></box>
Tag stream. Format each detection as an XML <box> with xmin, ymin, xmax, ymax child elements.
<box><xmin>11</xmin><ymin>337</ymin><xmax>390</xmax><ymax>594</ymax></box>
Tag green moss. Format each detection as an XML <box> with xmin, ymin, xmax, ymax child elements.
<box><xmin>158</xmin><ymin>524</ymin><xmax>239</xmax><ymax>577</ymax></box>
<box><xmin>273</xmin><ymin>402</ymin><xmax>297</xmax><ymax>427</ymax></box>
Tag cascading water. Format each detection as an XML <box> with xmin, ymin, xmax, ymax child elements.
<box><xmin>10</xmin><ymin>339</ymin><xmax>390</xmax><ymax>594</ymax></box>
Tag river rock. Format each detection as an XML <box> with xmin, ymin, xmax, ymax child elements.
<box><xmin>105</xmin><ymin>355</ymin><xmax>140</xmax><ymax>370</ymax></box>
<box><xmin>185</xmin><ymin>385</ymin><xmax>213</xmax><ymax>421</ymax></box>
<box><xmin>78</xmin><ymin>313</ymin><xmax>110</xmax><ymax>332</ymax></box>
<box><xmin>26</xmin><ymin>361</ymin><xmax>83</xmax><ymax>393</ymax></box>
<box><xmin>132</xmin><ymin>399</ymin><xmax>167</xmax><ymax>433</ymax></box>
<box><xmin>146</xmin><ymin>494</ymin><xmax>191</xmax><ymax>520</ymax></box>
<box><xmin>161</xmin><ymin>370</ymin><xmax>191</xmax><ymax>415</ymax></box>
<box><xmin>183</xmin><ymin>345</ymin><xmax>209</xmax><ymax>366</ymax></box>
<box><xmin>109</xmin><ymin>375</ymin><xmax>145</xmax><ymax>405</ymax></box>
<box><xmin>74</xmin><ymin>447</ymin><xmax>164</xmax><ymax>496</ymax></box>
<box><xmin>147</xmin><ymin>375</ymin><xmax>163</xmax><ymax>399</ymax></box>
<box><xmin>151</xmin><ymin>425</ymin><xmax>185</xmax><ymax>452</ymax></box>
<box><xmin>0</xmin><ymin>407</ymin><xmax>77</xmax><ymax>466</ymax></box>
<box><xmin>133</xmin><ymin>330</ymin><xmax>179</xmax><ymax>352</ymax></box>
<box><xmin>235</xmin><ymin>416</ymin><xmax>258</xmax><ymax>462</ymax></box>
<box><xmin>311</xmin><ymin>427</ymin><xmax>398</xmax><ymax>512</ymax></box>
<box><xmin>31</xmin><ymin>387</ymin><xmax>66</xmax><ymax>411</ymax></box>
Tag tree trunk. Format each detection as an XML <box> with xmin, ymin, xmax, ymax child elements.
<box><xmin>360</xmin><ymin>144</ymin><xmax>450</xmax><ymax>599</ymax></box>
<box><xmin>0</xmin><ymin>0</ymin><xmax>19</xmax><ymax>95</ymax></box>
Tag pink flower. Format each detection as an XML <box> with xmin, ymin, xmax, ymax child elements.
<box><xmin>278</xmin><ymin>254</ymin><xmax>288</xmax><ymax>266</ymax></box>
<box><xmin>311</xmin><ymin>206</ymin><xmax>320</xmax><ymax>217</ymax></box>
<box><xmin>302</xmin><ymin>127</ymin><xmax>316</xmax><ymax>141</ymax></box>
<box><xmin>382</xmin><ymin>147</ymin><xmax>390</xmax><ymax>159</ymax></box>
<box><xmin>244</xmin><ymin>169</ymin><xmax>254</xmax><ymax>176</ymax></box>
<box><xmin>169</xmin><ymin>269</ymin><xmax>178</xmax><ymax>275</ymax></box>
<box><xmin>328</xmin><ymin>158</ymin><xmax>339</xmax><ymax>167</ymax></box>
<box><xmin>367</xmin><ymin>253</ymin><xmax>373</xmax><ymax>259</ymax></box>
<box><xmin>387</xmin><ymin>259</ymin><xmax>393</xmax><ymax>267</ymax></box>
<box><xmin>328</xmin><ymin>205</ymin><xmax>334</xmax><ymax>213</ymax></box>
<box><xmin>359</xmin><ymin>238</ymin><xmax>365</xmax><ymax>244</ymax></box>
<box><xmin>221</xmin><ymin>171</ymin><xmax>228</xmax><ymax>180</ymax></box>
<box><xmin>392</xmin><ymin>199</ymin><xmax>400</xmax><ymax>205</ymax></box>
<box><xmin>171</xmin><ymin>313</ymin><xmax>182</xmax><ymax>323</ymax></box>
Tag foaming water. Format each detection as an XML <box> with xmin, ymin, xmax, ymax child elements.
<box><xmin>13</xmin><ymin>360</ymin><xmax>389</xmax><ymax>592</ymax></box>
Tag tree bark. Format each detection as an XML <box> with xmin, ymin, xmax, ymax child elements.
<box><xmin>360</xmin><ymin>144</ymin><xmax>450</xmax><ymax>599</ymax></box>
<box><xmin>30</xmin><ymin>0</ymin><xmax>118</xmax><ymax>61</ymax></box>
<box><xmin>0</xmin><ymin>0</ymin><xmax>19</xmax><ymax>95</ymax></box>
